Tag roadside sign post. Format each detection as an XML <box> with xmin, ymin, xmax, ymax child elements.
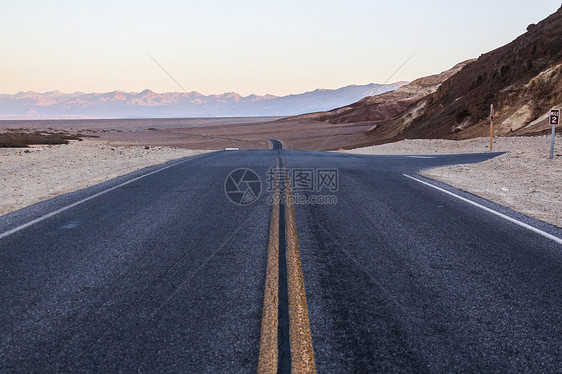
<box><xmin>550</xmin><ymin>109</ymin><xmax>559</xmax><ymax>159</ymax></box>
<box><xmin>490</xmin><ymin>104</ymin><xmax>494</xmax><ymax>151</ymax></box>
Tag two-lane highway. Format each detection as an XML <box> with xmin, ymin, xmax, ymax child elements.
<box><xmin>0</xmin><ymin>144</ymin><xmax>560</xmax><ymax>372</ymax></box>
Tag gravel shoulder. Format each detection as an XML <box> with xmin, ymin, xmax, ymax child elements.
<box><xmin>342</xmin><ymin>136</ymin><xmax>562</xmax><ymax>228</ymax></box>
<box><xmin>0</xmin><ymin>141</ymin><xmax>211</xmax><ymax>216</ymax></box>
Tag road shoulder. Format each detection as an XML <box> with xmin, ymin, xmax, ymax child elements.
<box><xmin>342</xmin><ymin>136</ymin><xmax>561</xmax><ymax>228</ymax></box>
<box><xmin>0</xmin><ymin>142</ymin><xmax>212</xmax><ymax>217</ymax></box>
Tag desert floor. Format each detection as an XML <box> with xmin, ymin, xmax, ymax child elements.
<box><xmin>0</xmin><ymin>117</ymin><xmax>372</xmax><ymax>151</ymax></box>
<box><xmin>1</xmin><ymin>129</ymin><xmax>560</xmax><ymax>228</ymax></box>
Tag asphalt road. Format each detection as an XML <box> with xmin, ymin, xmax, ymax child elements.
<box><xmin>0</xmin><ymin>144</ymin><xmax>560</xmax><ymax>373</ymax></box>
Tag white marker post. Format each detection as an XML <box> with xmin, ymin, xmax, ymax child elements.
<box><xmin>550</xmin><ymin>109</ymin><xmax>559</xmax><ymax>159</ymax></box>
<box><xmin>490</xmin><ymin>104</ymin><xmax>494</xmax><ymax>151</ymax></box>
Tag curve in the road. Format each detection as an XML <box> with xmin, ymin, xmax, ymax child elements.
<box><xmin>268</xmin><ymin>139</ymin><xmax>283</xmax><ymax>150</ymax></box>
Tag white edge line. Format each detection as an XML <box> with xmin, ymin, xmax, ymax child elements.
<box><xmin>406</xmin><ymin>156</ymin><xmax>435</xmax><ymax>159</ymax></box>
<box><xmin>403</xmin><ymin>174</ymin><xmax>562</xmax><ymax>245</ymax></box>
<box><xmin>0</xmin><ymin>154</ymin><xmax>208</xmax><ymax>240</ymax></box>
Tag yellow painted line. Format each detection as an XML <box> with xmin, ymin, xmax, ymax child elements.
<box><xmin>258</xmin><ymin>159</ymin><xmax>280</xmax><ymax>374</ymax></box>
<box><xmin>282</xmin><ymin>158</ymin><xmax>317</xmax><ymax>373</ymax></box>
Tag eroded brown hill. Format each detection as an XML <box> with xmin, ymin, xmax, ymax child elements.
<box><xmin>289</xmin><ymin>61</ymin><xmax>469</xmax><ymax>125</ymax></box>
<box><xmin>351</xmin><ymin>6</ymin><xmax>562</xmax><ymax>147</ymax></box>
<box><xmin>400</xmin><ymin>6</ymin><xmax>562</xmax><ymax>140</ymax></box>
<box><xmin>294</xmin><ymin>6</ymin><xmax>562</xmax><ymax>149</ymax></box>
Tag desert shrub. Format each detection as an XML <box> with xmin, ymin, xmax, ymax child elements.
<box><xmin>0</xmin><ymin>131</ymin><xmax>87</xmax><ymax>148</ymax></box>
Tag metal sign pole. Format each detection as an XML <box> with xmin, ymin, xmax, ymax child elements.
<box><xmin>551</xmin><ymin>123</ymin><xmax>556</xmax><ymax>160</ymax></box>
<box><xmin>490</xmin><ymin>104</ymin><xmax>494</xmax><ymax>151</ymax></box>
<box><xmin>550</xmin><ymin>109</ymin><xmax>559</xmax><ymax>160</ymax></box>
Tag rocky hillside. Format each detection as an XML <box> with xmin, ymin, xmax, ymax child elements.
<box><xmin>291</xmin><ymin>61</ymin><xmax>470</xmax><ymax>123</ymax></box>
<box><xmin>299</xmin><ymin>5</ymin><xmax>562</xmax><ymax>148</ymax></box>
<box><xmin>397</xmin><ymin>5</ymin><xmax>562</xmax><ymax>141</ymax></box>
<box><xmin>288</xmin><ymin>61</ymin><xmax>471</xmax><ymax>145</ymax></box>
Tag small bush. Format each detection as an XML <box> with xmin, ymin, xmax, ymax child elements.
<box><xmin>0</xmin><ymin>131</ymin><xmax>91</xmax><ymax>148</ymax></box>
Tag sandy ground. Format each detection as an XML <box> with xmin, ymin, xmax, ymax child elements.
<box><xmin>80</xmin><ymin>119</ymin><xmax>371</xmax><ymax>151</ymax></box>
<box><xmin>343</xmin><ymin>136</ymin><xmax>562</xmax><ymax>228</ymax></box>
<box><xmin>0</xmin><ymin>117</ymin><xmax>371</xmax><ymax>151</ymax></box>
<box><xmin>0</xmin><ymin>142</ymin><xmax>210</xmax><ymax>216</ymax></box>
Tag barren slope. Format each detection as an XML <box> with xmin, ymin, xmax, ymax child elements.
<box><xmin>289</xmin><ymin>6</ymin><xmax>562</xmax><ymax>149</ymax></box>
<box><xmin>354</xmin><ymin>5</ymin><xmax>562</xmax><ymax>146</ymax></box>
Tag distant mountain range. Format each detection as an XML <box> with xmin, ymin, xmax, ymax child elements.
<box><xmin>0</xmin><ymin>83</ymin><xmax>406</xmax><ymax>119</ymax></box>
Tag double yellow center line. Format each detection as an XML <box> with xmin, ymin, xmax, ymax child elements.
<box><xmin>258</xmin><ymin>158</ymin><xmax>316</xmax><ymax>374</ymax></box>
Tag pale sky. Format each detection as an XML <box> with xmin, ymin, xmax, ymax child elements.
<box><xmin>1</xmin><ymin>0</ymin><xmax>560</xmax><ymax>96</ymax></box>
